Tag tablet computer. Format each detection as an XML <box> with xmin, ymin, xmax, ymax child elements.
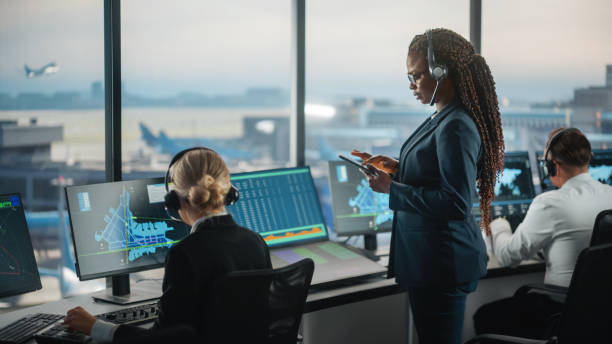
<box><xmin>338</xmin><ymin>154</ymin><xmax>377</xmax><ymax>176</ymax></box>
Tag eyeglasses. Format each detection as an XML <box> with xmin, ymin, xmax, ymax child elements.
<box><xmin>406</xmin><ymin>71</ymin><xmax>426</xmax><ymax>84</ymax></box>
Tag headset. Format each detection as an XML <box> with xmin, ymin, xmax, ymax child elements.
<box><xmin>539</xmin><ymin>128</ymin><xmax>578</xmax><ymax>180</ymax></box>
<box><xmin>426</xmin><ymin>29</ymin><xmax>449</xmax><ymax>106</ymax></box>
<box><xmin>164</xmin><ymin>147</ymin><xmax>239</xmax><ymax>221</ymax></box>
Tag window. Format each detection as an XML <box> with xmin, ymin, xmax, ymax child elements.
<box><xmin>0</xmin><ymin>0</ymin><xmax>105</xmax><ymax>302</ymax></box>
<box><xmin>483</xmin><ymin>0</ymin><xmax>612</xmax><ymax>154</ymax></box>
<box><xmin>120</xmin><ymin>0</ymin><xmax>292</xmax><ymax>179</ymax></box>
<box><xmin>306</xmin><ymin>0</ymin><xmax>469</xmax><ymax>237</ymax></box>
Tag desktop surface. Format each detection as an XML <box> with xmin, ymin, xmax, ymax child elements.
<box><xmin>0</xmin><ymin>193</ymin><xmax>42</xmax><ymax>299</ymax></box>
<box><xmin>65</xmin><ymin>178</ymin><xmax>191</xmax><ymax>281</ymax></box>
<box><xmin>327</xmin><ymin>161</ymin><xmax>392</xmax><ymax>236</ymax></box>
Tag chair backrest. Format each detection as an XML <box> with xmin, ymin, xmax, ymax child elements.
<box><xmin>590</xmin><ymin>209</ymin><xmax>612</xmax><ymax>246</ymax></box>
<box><xmin>556</xmin><ymin>242</ymin><xmax>612</xmax><ymax>343</ymax></box>
<box><xmin>205</xmin><ymin>258</ymin><xmax>315</xmax><ymax>344</ymax></box>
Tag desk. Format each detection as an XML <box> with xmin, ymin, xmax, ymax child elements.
<box><xmin>0</xmin><ymin>257</ymin><xmax>544</xmax><ymax>344</ymax></box>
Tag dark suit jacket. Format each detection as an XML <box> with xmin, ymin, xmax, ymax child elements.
<box><xmin>114</xmin><ymin>214</ymin><xmax>272</xmax><ymax>341</ymax></box>
<box><xmin>388</xmin><ymin>99</ymin><xmax>488</xmax><ymax>288</ymax></box>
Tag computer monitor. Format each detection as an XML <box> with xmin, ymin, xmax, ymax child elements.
<box><xmin>0</xmin><ymin>193</ymin><xmax>42</xmax><ymax>299</ymax></box>
<box><xmin>327</xmin><ymin>161</ymin><xmax>393</xmax><ymax>238</ymax></box>
<box><xmin>65</xmin><ymin>178</ymin><xmax>190</xmax><ymax>304</ymax></box>
<box><xmin>589</xmin><ymin>149</ymin><xmax>612</xmax><ymax>186</ymax></box>
<box><xmin>537</xmin><ymin>149</ymin><xmax>612</xmax><ymax>190</ymax></box>
<box><xmin>473</xmin><ymin>152</ymin><xmax>536</xmax><ymax>231</ymax></box>
<box><xmin>226</xmin><ymin>167</ymin><xmax>329</xmax><ymax>248</ymax></box>
<box><xmin>491</xmin><ymin>152</ymin><xmax>536</xmax><ymax>217</ymax></box>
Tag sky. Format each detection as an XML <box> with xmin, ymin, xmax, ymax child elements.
<box><xmin>0</xmin><ymin>0</ymin><xmax>611</xmax><ymax>105</ymax></box>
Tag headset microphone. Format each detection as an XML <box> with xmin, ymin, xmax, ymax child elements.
<box><xmin>426</xmin><ymin>30</ymin><xmax>448</xmax><ymax>106</ymax></box>
<box><xmin>538</xmin><ymin>128</ymin><xmax>578</xmax><ymax>189</ymax></box>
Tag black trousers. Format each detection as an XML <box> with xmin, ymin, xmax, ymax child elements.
<box><xmin>473</xmin><ymin>292</ymin><xmax>563</xmax><ymax>339</ymax></box>
<box><xmin>408</xmin><ymin>281</ymin><xmax>477</xmax><ymax>344</ymax></box>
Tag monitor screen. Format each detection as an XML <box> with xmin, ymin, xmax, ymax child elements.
<box><xmin>537</xmin><ymin>149</ymin><xmax>612</xmax><ymax>189</ymax></box>
<box><xmin>472</xmin><ymin>152</ymin><xmax>536</xmax><ymax>230</ymax></box>
<box><xmin>589</xmin><ymin>149</ymin><xmax>612</xmax><ymax>186</ymax></box>
<box><xmin>227</xmin><ymin>167</ymin><xmax>329</xmax><ymax>248</ymax></box>
<box><xmin>490</xmin><ymin>152</ymin><xmax>535</xmax><ymax>217</ymax></box>
<box><xmin>327</xmin><ymin>161</ymin><xmax>393</xmax><ymax>236</ymax></box>
<box><xmin>65</xmin><ymin>178</ymin><xmax>191</xmax><ymax>280</ymax></box>
<box><xmin>0</xmin><ymin>193</ymin><xmax>42</xmax><ymax>298</ymax></box>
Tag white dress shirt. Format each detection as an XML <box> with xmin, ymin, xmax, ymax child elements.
<box><xmin>491</xmin><ymin>173</ymin><xmax>612</xmax><ymax>287</ymax></box>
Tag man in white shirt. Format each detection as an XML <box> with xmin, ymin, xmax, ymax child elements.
<box><xmin>474</xmin><ymin>127</ymin><xmax>612</xmax><ymax>338</ymax></box>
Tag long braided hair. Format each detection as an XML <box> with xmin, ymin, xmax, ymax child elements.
<box><xmin>409</xmin><ymin>28</ymin><xmax>504</xmax><ymax>234</ymax></box>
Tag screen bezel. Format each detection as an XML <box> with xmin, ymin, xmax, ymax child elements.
<box><xmin>0</xmin><ymin>193</ymin><xmax>43</xmax><ymax>298</ymax></box>
<box><xmin>327</xmin><ymin>161</ymin><xmax>393</xmax><ymax>237</ymax></box>
<box><xmin>228</xmin><ymin>166</ymin><xmax>330</xmax><ymax>249</ymax></box>
<box><xmin>65</xmin><ymin>177</ymin><xmax>186</xmax><ymax>281</ymax></box>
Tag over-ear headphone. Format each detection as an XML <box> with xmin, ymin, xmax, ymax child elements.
<box><xmin>426</xmin><ymin>29</ymin><xmax>449</xmax><ymax>106</ymax></box>
<box><xmin>164</xmin><ymin>147</ymin><xmax>239</xmax><ymax>221</ymax></box>
<box><xmin>540</xmin><ymin>128</ymin><xmax>577</xmax><ymax>180</ymax></box>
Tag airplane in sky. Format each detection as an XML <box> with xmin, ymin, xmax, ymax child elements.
<box><xmin>139</xmin><ymin>122</ymin><xmax>256</xmax><ymax>161</ymax></box>
<box><xmin>24</xmin><ymin>62</ymin><xmax>59</xmax><ymax>79</ymax></box>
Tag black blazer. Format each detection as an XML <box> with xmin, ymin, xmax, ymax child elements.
<box><xmin>114</xmin><ymin>214</ymin><xmax>272</xmax><ymax>340</ymax></box>
<box><xmin>388</xmin><ymin>99</ymin><xmax>488</xmax><ymax>288</ymax></box>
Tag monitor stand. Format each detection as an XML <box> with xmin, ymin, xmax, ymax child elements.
<box><xmin>355</xmin><ymin>233</ymin><xmax>379</xmax><ymax>261</ymax></box>
<box><xmin>91</xmin><ymin>274</ymin><xmax>160</xmax><ymax>305</ymax></box>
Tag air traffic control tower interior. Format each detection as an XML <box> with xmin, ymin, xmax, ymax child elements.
<box><xmin>1</xmin><ymin>1</ymin><xmax>612</xmax><ymax>343</ymax></box>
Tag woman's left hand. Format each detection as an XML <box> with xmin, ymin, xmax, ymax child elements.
<box><xmin>64</xmin><ymin>306</ymin><xmax>96</xmax><ymax>335</ymax></box>
<box><xmin>365</xmin><ymin>165</ymin><xmax>392</xmax><ymax>194</ymax></box>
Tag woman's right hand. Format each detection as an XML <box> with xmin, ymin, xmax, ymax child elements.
<box><xmin>364</xmin><ymin>155</ymin><xmax>399</xmax><ymax>175</ymax></box>
<box><xmin>350</xmin><ymin>149</ymin><xmax>372</xmax><ymax>161</ymax></box>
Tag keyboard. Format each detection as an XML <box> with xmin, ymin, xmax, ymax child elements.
<box><xmin>34</xmin><ymin>301</ymin><xmax>160</xmax><ymax>344</ymax></box>
<box><xmin>0</xmin><ymin>313</ymin><xmax>64</xmax><ymax>344</ymax></box>
<box><xmin>96</xmin><ymin>301</ymin><xmax>159</xmax><ymax>325</ymax></box>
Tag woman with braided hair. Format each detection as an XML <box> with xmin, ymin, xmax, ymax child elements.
<box><xmin>352</xmin><ymin>28</ymin><xmax>503</xmax><ymax>343</ymax></box>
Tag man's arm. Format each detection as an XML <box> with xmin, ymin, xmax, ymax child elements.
<box><xmin>492</xmin><ymin>196</ymin><xmax>555</xmax><ymax>266</ymax></box>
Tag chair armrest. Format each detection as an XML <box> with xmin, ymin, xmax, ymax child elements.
<box><xmin>464</xmin><ymin>334</ymin><xmax>556</xmax><ymax>344</ymax></box>
<box><xmin>514</xmin><ymin>283</ymin><xmax>568</xmax><ymax>299</ymax></box>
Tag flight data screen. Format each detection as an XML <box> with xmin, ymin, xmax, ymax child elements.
<box><xmin>589</xmin><ymin>150</ymin><xmax>612</xmax><ymax>186</ymax></box>
<box><xmin>472</xmin><ymin>152</ymin><xmax>536</xmax><ymax>227</ymax></box>
<box><xmin>65</xmin><ymin>178</ymin><xmax>190</xmax><ymax>280</ymax></box>
<box><xmin>227</xmin><ymin>167</ymin><xmax>328</xmax><ymax>247</ymax></box>
<box><xmin>327</xmin><ymin>161</ymin><xmax>392</xmax><ymax>236</ymax></box>
<box><xmin>490</xmin><ymin>152</ymin><xmax>535</xmax><ymax>217</ymax></box>
<box><xmin>0</xmin><ymin>194</ymin><xmax>42</xmax><ymax>298</ymax></box>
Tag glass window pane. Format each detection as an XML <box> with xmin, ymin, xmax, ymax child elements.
<box><xmin>121</xmin><ymin>0</ymin><xmax>292</xmax><ymax>180</ymax></box>
<box><xmin>0</xmin><ymin>0</ymin><xmax>105</xmax><ymax>305</ymax></box>
<box><xmin>306</xmin><ymin>0</ymin><xmax>469</xmax><ymax>238</ymax></box>
<box><xmin>483</xmin><ymin>0</ymin><xmax>612</xmax><ymax>188</ymax></box>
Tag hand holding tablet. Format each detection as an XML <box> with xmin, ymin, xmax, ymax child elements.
<box><xmin>338</xmin><ymin>154</ymin><xmax>378</xmax><ymax>177</ymax></box>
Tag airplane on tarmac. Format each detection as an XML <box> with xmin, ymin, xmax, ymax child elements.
<box><xmin>139</xmin><ymin>122</ymin><xmax>256</xmax><ymax>161</ymax></box>
<box><xmin>24</xmin><ymin>62</ymin><xmax>59</xmax><ymax>78</ymax></box>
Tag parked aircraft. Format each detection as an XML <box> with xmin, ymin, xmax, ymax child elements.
<box><xmin>139</xmin><ymin>123</ymin><xmax>256</xmax><ymax>160</ymax></box>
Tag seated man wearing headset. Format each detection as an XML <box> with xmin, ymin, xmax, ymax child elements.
<box><xmin>63</xmin><ymin>147</ymin><xmax>272</xmax><ymax>343</ymax></box>
<box><xmin>475</xmin><ymin>128</ymin><xmax>612</xmax><ymax>338</ymax></box>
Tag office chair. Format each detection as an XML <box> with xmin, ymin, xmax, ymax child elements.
<box><xmin>114</xmin><ymin>324</ymin><xmax>197</xmax><ymax>344</ymax></box>
<box><xmin>511</xmin><ymin>208</ymin><xmax>612</xmax><ymax>304</ymax></box>
<box><xmin>466</xmin><ymin>242</ymin><xmax>612</xmax><ymax>344</ymax></box>
<box><xmin>204</xmin><ymin>258</ymin><xmax>315</xmax><ymax>344</ymax></box>
<box><xmin>589</xmin><ymin>208</ymin><xmax>612</xmax><ymax>246</ymax></box>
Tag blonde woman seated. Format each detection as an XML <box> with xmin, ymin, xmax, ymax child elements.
<box><xmin>64</xmin><ymin>147</ymin><xmax>272</xmax><ymax>343</ymax></box>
